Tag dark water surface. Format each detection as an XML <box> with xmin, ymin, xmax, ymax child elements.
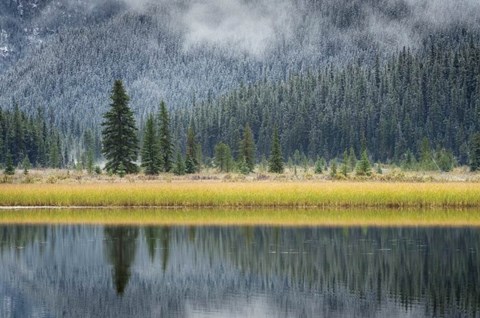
<box><xmin>0</xmin><ymin>224</ymin><xmax>479</xmax><ymax>317</ymax></box>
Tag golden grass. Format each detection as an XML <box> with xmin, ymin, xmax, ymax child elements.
<box><xmin>0</xmin><ymin>182</ymin><xmax>480</xmax><ymax>208</ymax></box>
<box><xmin>0</xmin><ymin>208</ymin><xmax>479</xmax><ymax>227</ymax></box>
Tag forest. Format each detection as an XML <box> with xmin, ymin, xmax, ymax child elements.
<box><xmin>2</xmin><ymin>38</ymin><xmax>480</xmax><ymax>176</ymax></box>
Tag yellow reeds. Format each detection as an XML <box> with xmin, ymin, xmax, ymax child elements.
<box><xmin>0</xmin><ymin>181</ymin><xmax>480</xmax><ymax>208</ymax></box>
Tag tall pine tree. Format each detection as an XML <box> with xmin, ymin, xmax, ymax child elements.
<box><xmin>239</xmin><ymin>124</ymin><xmax>256</xmax><ymax>172</ymax></box>
<box><xmin>269</xmin><ymin>127</ymin><xmax>284</xmax><ymax>173</ymax></box>
<box><xmin>101</xmin><ymin>80</ymin><xmax>139</xmax><ymax>174</ymax></box>
<box><xmin>158</xmin><ymin>101</ymin><xmax>173</xmax><ymax>172</ymax></box>
<box><xmin>470</xmin><ymin>133</ymin><xmax>480</xmax><ymax>171</ymax></box>
<box><xmin>185</xmin><ymin>124</ymin><xmax>198</xmax><ymax>174</ymax></box>
<box><xmin>141</xmin><ymin>114</ymin><xmax>161</xmax><ymax>175</ymax></box>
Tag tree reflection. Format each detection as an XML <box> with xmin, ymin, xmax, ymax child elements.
<box><xmin>104</xmin><ymin>227</ymin><xmax>139</xmax><ymax>295</ymax></box>
<box><xmin>143</xmin><ymin>226</ymin><xmax>171</xmax><ymax>272</ymax></box>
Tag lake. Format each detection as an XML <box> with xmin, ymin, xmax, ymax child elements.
<box><xmin>0</xmin><ymin>209</ymin><xmax>479</xmax><ymax>317</ymax></box>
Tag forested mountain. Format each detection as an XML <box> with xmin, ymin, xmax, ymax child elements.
<box><xmin>1</xmin><ymin>0</ymin><xmax>480</xmax><ymax>129</ymax></box>
<box><xmin>174</xmin><ymin>40</ymin><xmax>480</xmax><ymax>164</ymax></box>
<box><xmin>1</xmin><ymin>0</ymin><xmax>480</xmax><ymax>166</ymax></box>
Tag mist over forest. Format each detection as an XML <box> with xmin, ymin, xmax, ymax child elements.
<box><xmin>1</xmin><ymin>0</ymin><xmax>480</xmax><ymax>164</ymax></box>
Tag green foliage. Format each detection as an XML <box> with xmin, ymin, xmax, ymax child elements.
<box><xmin>117</xmin><ymin>162</ymin><xmax>126</xmax><ymax>178</ymax></box>
<box><xmin>356</xmin><ymin>149</ymin><xmax>371</xmax><ymax>176</ymax></box>
<box><xmin>94</xmin><ymin>166</ymin><xmax>102</xmax><ymax>175</ymax></box>
<box><xmin>22</xmin><ymin>155</ymin><xmax>31</xmax><ymax>175</ymax></box>
<box><xmin>348</xmin><ymin>147</ymin><xmax>357</xmax><ymax>172</ymax></box>
<box><xmin>185</xmin><ymin>125</ymin><xmax>199</xmax><ymax>174</ymax></box>
<box><xmin>419</xmin><ymin>138</ymin><xmax>436</xmax><ymax>171</ymax></box>
<box><xmin>401</xmin><ymin>149</ymin><xmax>418</xmax><ymax>171</ymax></box>
<box><xmin>237</xmin><ymin>158</ymin><xmax>250</xmax><ymax>175</ymax></box>
<box><xmin>239</xmin><ymin>124</ymin><xmax>256</xmax><ymax>172</ymax></box>
<box><xmin>86</xmin><ymin>150</ymin><xmax>94</xmax><ymax>175</ymax></box>
<box><xmin>436</xmin><ymin>148</ymin><xmax>454</xmax><ymax>172</ymax></box>
<box><xmin>4</xmin><ymin>151</ymin><xmax>15</xmax><ymax>176</ymax></box>
<box><xmin>470</xmin><ymin>133</ymin><xmax>480</xmax><ymax>171</ymax></box>
<box><xmin>158</xmin><ymin>101</ymin><xmax>174</xmax><ymax>172</ymax></box>
<box><xmin>330</xmin><ymin>160</ymin><xmax>337</xmax><ymax>177</ymax></box>
<box><xmin>268</xmin><ymin>127</ymin><xmax>284</xmax><ymax>173</ymax></box>
<box><xmin>141</xmin><ymin>115</ymin><xmax>161</xmax><ymax>175</ymax></box>
<box><xmin>173</xmin><ymin>153</ymin><xmax>185</xmax><ymax>176</ymax></box>
<box><xmin>341</xmin><ymin>150</ymin><xmax>348</xmax><ymax>176</ymax></box>
<box><xmin>48</xmin><ymin>135</ymin><xmax>61</xmax><ymax>169</ymax></box>
<box><xmin>214</xmin><ymin>142</ymin><xmax>233</xmax><ymax>172</ymax></box>
<box><xmin>101</xmin><ymin>80</ymin><xmax>139</xmax><ymax>175</ymax></box>
<box><xmin>314</xmin><ymin>157</ymin><xmax>323</xmax><ymax>174</ymax></box>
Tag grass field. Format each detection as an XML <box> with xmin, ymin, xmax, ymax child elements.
<box><xmin>0</xmin><ymin>181</ymin><xmax>480</xmax><ymax>208</ymax></box>
<box><xmin>0</xmin><ymin>208</ymin><xmax>479</xmax><ymax>227</ymax></box>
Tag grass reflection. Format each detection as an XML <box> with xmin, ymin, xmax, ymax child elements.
<box><xmin>0</xmin><ymin>208</ymin><xmax>480</xmax><ymax>227</ymax></box>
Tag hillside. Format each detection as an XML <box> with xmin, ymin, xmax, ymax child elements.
<box><xmin>1</xmin><ymin>0</ymin><xmax>480</xmax><ymax>134</ymax></box>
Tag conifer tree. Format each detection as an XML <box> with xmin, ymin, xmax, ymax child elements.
<box><xmin>4</xmin><ymin>151</ymin><xmax>15</xmax><ymax>176</ymax></box>
<box><xmin>101</xmin><ymin>80</ymin><xmax>139</xmax><ymax>174</ymax></box>
<box><xmin>158</xmin><ymin>101</ymin><xmax>173</xmax><ymax>172</ymax></box>
<box><xmin>419</xmin><ymin>137</ymin><xmax>435</xmax><ymax>170</ymax></box>
<box><xmin>214</xmin><ymin>142</ymin><xmax>233</xmax><ymax>172</ymax></box>
<box><xmin>185</xmin><ymin>125</ymin><xmax>198</xmax><ymax>174</ymax></box>
<box><xmin>268</xmin><ymin>127</ymin><xmax>284</xmax><ymax>173</ymax></box>
<box><xmin>341</xmin><ymin>150</ymin><xmax>348</xmax><ymax>176</ymax></box>
<box><xmin>86</xmin><ymin>150</ymin><xmax>94</xmax><ymax>175</ymax></box>
<box><xmin>239</xmin><ymin>124</ymin><xmax>255</xmax><ymax>172</ymax></box>
<box><xmin>356</xmin><ymin>148</ymin><xmax>372</xmax><ymax>176</ymax></box>
<box><xmin>470</xmin><ymin>133</ymin><xmax>480</xmax><ymax>171</ymax></box>
<box><xmin>174</xmin><ymin>153</ymin><xmax>186</xmax><ymax>175</ymax></box>
<box><xmin>141</xmin><ymin>115</ymin><xmax>161</xmax><ymax>175</ymax></box>
<box><xmin>314</xmin><ymin>157</ymin><xmax>323</xmax><ymax>174</ymax></box>
<box><xmin>348</xmin><ymin>147</ymin><xmax>357</xmax><ymax>172</ymax></box>
<box><xmin>330</xmin><ymin>160</ymin><xmax>337</xmax><ymax>177</ymax></box>
<box><xmin>22</xmin><ymin>155</ymin><xmax>31</xmax><ymax>175</ymax></box>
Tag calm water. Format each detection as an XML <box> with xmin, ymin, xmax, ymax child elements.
<box><xmin>0</xmin><ymin>224</ymin><xmax>479</xmax><ymax>317</ymax></box>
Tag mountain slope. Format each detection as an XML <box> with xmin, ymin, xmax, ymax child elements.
<box><xmin>0</xmin><ymin>0</ymin><xmax>479</xmax><ymax>136</ymax></box>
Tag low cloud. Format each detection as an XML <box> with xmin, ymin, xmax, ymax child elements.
<box><xmin>180</xmin><ymin>0</ymin><xmax>296</xmax><ymax>58</ymax></box>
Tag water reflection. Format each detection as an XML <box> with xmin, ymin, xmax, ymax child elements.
<box><xmin>0</xmin><ymin>224</ymin><xmax>478</xmax><ymax>317</ymax></box>
<box><xmin>104</xmin><ymin>227</ymin><xmax>139</xmax><ymax>295</ymax></box>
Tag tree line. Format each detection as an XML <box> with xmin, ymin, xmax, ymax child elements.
<box><xmin>102</xmin><ymin>80</ymin><xmax>290</xmax><ymax>175</ymax></box>
<box><xmin>0</xmin><ymin>104</ymin><xmax>65</xmax><ymax>174</ymax></box>
<box><xmin>170</xmin><ymin>41</ymin><xmax>480</xmax><ymax>171</ymax></box>
<box><xmin>102</xmin><ymin>79</ymin><xmax>480</xmax><ymax>176</ymax></box>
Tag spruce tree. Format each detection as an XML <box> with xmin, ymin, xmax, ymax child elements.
<box><xmin>348</xmin><ymin>147</ymin><xmax>357</xmax><ymax>172</ymax></box>
<box><xmin>141</xmin><ymin>115</ymin><xmax>161</xmax><ymax>175</ymax></box>
<box><xmin>4</xmin><ymin>151</ymin><xmax>15</xmax><ymax>176</ymax></box>
<box><xmin>101</xmin><ymin>80</ymin><xmax>139</xmax><ymax>175</ymax></box>
<box><xmin>330</xmin><ymin>160</ymin><xmax>337</xmax><ymax>177</ymax></box>
<box><xmin>22</xmin><ymin>155</ymin><xmax>31</xmax><ymax>175</ymax></box>
<box><xmin>314</xmin><ymin>157</ymin><xmax>323</xmax><ymax>174</ymax></box>
<box><xmin>419</xmin><ymin>137</ymin><xmax>435</xmax><ymax>170</ymax></box>
<box><xmin>185</xmin><ymin>125</ymin><xmax>198</xmax><ymax>174</ymax></box>
<box><xmin>268</xmin><ymin>127</ymin><xmax>284</xmax><ymax>173</ymax></box>
<box><xmin>174</xmin><ymin>153</ymin><xmax>186</xmax><ymax>175</ymax></box>
<box><xmin>86</xmin><ymin>150</ymin><xmax>94</xmax><ymax>175</ymax></box>
<box><xmin>239</xmin><ymin>124</ymin><xmax>255</xmax><ymax>172</ymax></box>
<box><xmin>214</xmin><ymin>142</ymin><xmax>233</xmax><ymax>172</ymax></box>
<box><xmin>341</xmin><ymin>150</ymin><xmax>348</xmax><ymax>176</ymax></box>
<box><xmin>158</xmin><ymin>101</ymin><xmax>173</xmax><ymax>172</ymax></box>
<box><xmin>356</xmin><ymin>148</ymin><xmax>372</xmax><ymax>176</ymax></box>
<box><xmin>470</xmin><ymin>133</ymin><xmax>480</xmax><ymax>171</ymax></box>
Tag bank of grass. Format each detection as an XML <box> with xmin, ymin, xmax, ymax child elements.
<box><xmin>0</xmin><ymin>208</ymin><xmax>479</xmax><ymax>227</ymax></box>
<box><xmin>0</xmin><ymin>182</ymin><xmax>480</xmax><ymax>208</ymax></box>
